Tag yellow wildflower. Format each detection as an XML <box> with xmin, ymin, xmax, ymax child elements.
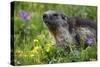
<box><xmin>30</xmin><ymin>54</ymin><xmax>34</xmax><ymax>57</ymax></box>
<box><xmin>46</xmin><ymin>47</ymin><xmax>50</xmax><ymax>52</ymax></box>
<box><xmin>33</xmin><ymin>39</ymin><xmax>39</xmax><ymax>43</ymax></box>
<box><xmin>31</xmin><ymin>46</ymin><xmax>40</xmax><ymax>56</ymax></box>
<box><xmin>34</xmin><ymin>46</ymin><xmax>39</xmax><ymax>51</ymax></box>
<box><xmin>16</xmin><ymin>50</ymin><xmax>23</xmax><ymax>56</ymax></box>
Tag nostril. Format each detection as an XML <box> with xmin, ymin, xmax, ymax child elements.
<box><xmin>43</xmin><ymin>14</ymin><xmax>47</xmax><ymax>19</ymax></box>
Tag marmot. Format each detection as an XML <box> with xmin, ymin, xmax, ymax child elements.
<box><xmin>43</xmin><ymin>10</ymin><xmax>97</xmax><ymax>48</ymax></box>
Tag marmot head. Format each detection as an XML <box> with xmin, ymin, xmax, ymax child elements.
<box><xmin>43</xmin><ymin>10</ymin><xmax>74</xmax><ymax>46</ymax></box>
<box><xmin>43</xmin><ymin>10</ymin><xmax>69</xmax><ymax>30</ymax></box>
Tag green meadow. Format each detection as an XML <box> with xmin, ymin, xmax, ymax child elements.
<box><xmin>11</xmin><ymin>2</ymin><xmax>97</xmax><ymax>65</ymax></box>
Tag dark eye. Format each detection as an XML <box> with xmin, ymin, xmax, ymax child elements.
<box><xmin>53</xmin><ymin>13</ymin><xmax>58</xmax><ymax>16</ymax></box>
<box><xmin>62</xmin><ymin>16</ymin><xmax>65</xmax><ymax>20</ymax></box>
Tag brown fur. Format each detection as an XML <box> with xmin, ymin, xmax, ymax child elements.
<box><xmin>43</xmin><ymin>10</ymin><xmax>97</xmax><ymax>48</ymax></box>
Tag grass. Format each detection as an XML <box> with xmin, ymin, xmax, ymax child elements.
<box><xmin>11</xmin><ymin>1</ymin><xmax>97</xmax><ymax>65</ymax></box>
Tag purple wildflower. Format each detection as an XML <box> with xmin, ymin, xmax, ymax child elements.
<box><xmin>86</xmin><ymin>37</ymin><xmax>94</xmax><ymax>45</ymax></box>
<box><xmin>18</xmin><ymin>11</ymin><xmax>30</xmax><ymax>21</ymax></box>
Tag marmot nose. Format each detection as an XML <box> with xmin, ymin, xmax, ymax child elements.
<box><xmin>43</xmin><ymin>14</ymin><xmax>48</xmax><ymax>19</ymax></box>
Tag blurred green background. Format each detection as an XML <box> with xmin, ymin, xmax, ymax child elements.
<box><xmin>11</xmin><ymin>1</ymin><xmax>97</xmax><ymax>65</ymax></box>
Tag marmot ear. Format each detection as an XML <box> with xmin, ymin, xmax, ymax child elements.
<box><xmin>60</xmin><ymin>13</ymin><xmax>68</xmax><ymax>21</ymax></box>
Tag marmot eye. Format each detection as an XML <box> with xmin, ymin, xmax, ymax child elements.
<box><xmin>53</xmin><ymin>13</ymin><xmax>58</xmax><ymax>16</ymax></box>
